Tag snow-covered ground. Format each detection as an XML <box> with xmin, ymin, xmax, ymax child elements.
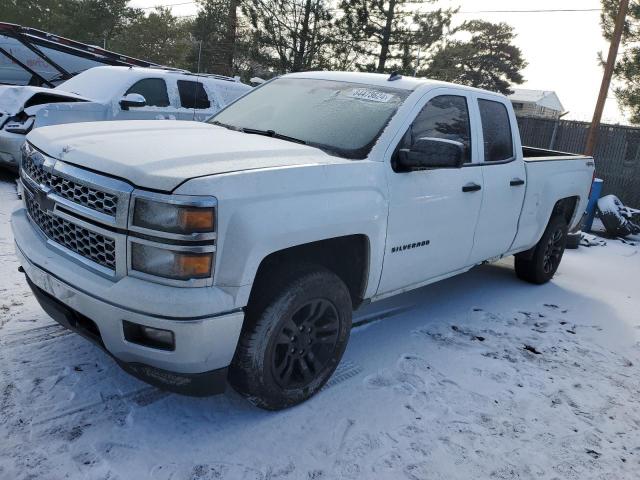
<box><xmin>1</xmin><ymin>170</ymin><xmax>639</xmax><ymax>480</ymax></box>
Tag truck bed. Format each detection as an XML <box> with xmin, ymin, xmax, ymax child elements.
<box><xmin>522</xmin><ymin>146</ymin><xmax>591</xmax><ymax>162</ymax></box>
<box><xmin>509</xmin><ymin>148</ymin><xmax>594</xmax><ymax>254</ymax></box>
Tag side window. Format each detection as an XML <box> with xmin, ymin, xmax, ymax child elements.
<box><xmin>126</xmin><ymin>78</ymin><xmax>169</xmax><ymax>107</ymax></box>
<box><xmin>177</xmin><ymin>80</ymin><xmax>211</xmax><ymax>109</ymax></box>
<box><xmin>478</xmin><ymin>99</ymin><xmax>514</xmax><ymax>162</ymax></box>
<box><xmin>403</xmin><ymin>95</ymin><xmax>472</xmax><ymax>163</ymax></box>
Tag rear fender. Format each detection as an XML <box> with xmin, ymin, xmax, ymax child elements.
<box><xmin>510</xmin><ymin>162</ymin><xmax>592</xmax><ymax>252</ymax></box>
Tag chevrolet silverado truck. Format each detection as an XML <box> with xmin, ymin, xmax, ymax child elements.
<box><xmin>11</xmin><ymin>72</ymin><xmax>595</xmax><ymax>409</ymax></box>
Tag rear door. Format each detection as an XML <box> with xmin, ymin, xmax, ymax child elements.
<box><xmin>468</xmin><ymin>95</ymin><xmax>526</xmax><ymax>263</ymax></box>
<box><xmin>176</xmin><ymin>79</ymin><xmax>218</xmax><ymax>121</ymax></box>
<box><xmin>378</xmin><ymin>89</ymin><xmax>484</xmax><ymax>295</ymax></box>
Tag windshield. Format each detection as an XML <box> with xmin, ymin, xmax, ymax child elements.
<box><xmin>0</xmin><ymin>35</ymin><xmax>109</xmax><ymax>86</ymax></box>
<box><xmin>55</xmin><ymin>67</ymin><xmax>130</xmax><ymax>101</ymax></box>
<box><xmin>209</xmin><ymin>78</ymin><xmax>411</xmax><ymax>159</ymax></box>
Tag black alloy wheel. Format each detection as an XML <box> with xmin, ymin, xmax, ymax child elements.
<box><xmin>542</xmin><ymin>228</ymin><xmax>565</xmax><ymax>274</ymax></box>
<box><xmin>515</xmin><ymin>215</ymin><xmax>568</xmax><ymax>285</ymax></box>
<box><xmin>271</xmin><ymin>298</ymin><xmax>341</xmax><ymax>389</ymax></box>
<box><xmin>229</xmin><ymin>265</ymin><xmax>352</xmax><ymax>410</ymax></box>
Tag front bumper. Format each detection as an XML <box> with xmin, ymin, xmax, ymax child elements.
<box><xmin>0</xmin><ymin>130</ymin><xmax>24</xmax><ymax>169</ymax></box>
<box><xmin>12</xmin><ymin>207</ymin><xmax>245</xmax><ymax>396</ymax></box>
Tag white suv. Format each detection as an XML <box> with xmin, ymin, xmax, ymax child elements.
<box><xmin>0</xmin><ymin>66</ymin><xmax>251</xmax><ymax>169</ymax></box>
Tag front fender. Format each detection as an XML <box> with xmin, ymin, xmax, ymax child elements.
<box><xmin>174</xmin><ymin>161</ymin><xmax>389</xmax><ymax>306</ymax></box>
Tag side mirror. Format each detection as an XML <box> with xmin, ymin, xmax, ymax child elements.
<box><xmin>396</xmin><ymin>137</ymin><xmax>465</xmax><ymax>171</ymax></box>
<box><xmin>119</xmin><ymin>93</ymin><xmax>146</xmax><ymax>110</ymax></box>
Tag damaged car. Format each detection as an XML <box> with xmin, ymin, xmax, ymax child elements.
<box><xmin>0</xmin><ymin>66</ymin><xmax>251</xmax><ymax>169</ymax></box>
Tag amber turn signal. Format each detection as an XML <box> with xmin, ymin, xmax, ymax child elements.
<box><xmin>131</xmin><ymin>243</ymin><xmax>213</xmax><ymax>281</ymax></box>
<box><xmin>179</xmin><ymin>208</ymin><xmax>215</xmax><ymax>232</ymax></box>
<box><xmin>175</xmin><ymin>253</ymin><xmax>213</xmax><ymax>278</ymax></box>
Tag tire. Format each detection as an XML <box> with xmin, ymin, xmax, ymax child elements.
<box><xmin>229</xmin><ymin>264</ymin><xmax>352</xmax><ymax>410</ymax></box>
<box><xmin>515</xmin><ymin>216</ymin><xmax>568</xmax><ymax>284</ymax></box>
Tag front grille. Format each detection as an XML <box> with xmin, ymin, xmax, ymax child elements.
<box><xmin>25</xmin><ymin>194</ymin><xmax>116</xmax><ymax>270</ymax></box>
<box><xmin>22</xmin><ymin>155</ymin><xmax>118</xmax><ymax>217</ymax></box>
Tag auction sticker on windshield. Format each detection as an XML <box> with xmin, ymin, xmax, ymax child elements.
<box><xmin>348</xmin><ymin>88</ymin><xmax>394</xmax><ymax>103</ymax></box>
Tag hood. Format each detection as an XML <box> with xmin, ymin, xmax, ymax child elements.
<box><xmin>0</xmin><ymin>85</ymin><xmax>90</xmax><ymax>116</ymax></box>
<box><xmin>27</xmin><ymin>120</ymin><xmax>341</xmax><ymax>191</ymax></box>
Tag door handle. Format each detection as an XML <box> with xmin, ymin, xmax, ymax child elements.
<box><xmin>510</xmin><ymin>178</ymin><xmax>525</xmax><ymax>186</ymax></box>
<box><xmin>462</xmin><ymin>183</ymin><xmax>482</xmax><ymax>192</ymax></box>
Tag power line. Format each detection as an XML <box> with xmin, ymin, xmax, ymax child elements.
<box><xmin>458</xmin><ymin>8</ymin><xmax>601</xmax><ymax>14</ymax></box>
<box><xmin>139</xmin><ymin>1</ymin><xmax>197</xmax><ymax>10</ymax></box>
<box><xmin>143</xmin><ymin>2</ymin><xmax>602</xmax><ymax>15</ymax></box>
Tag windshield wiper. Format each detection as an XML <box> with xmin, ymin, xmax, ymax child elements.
<box><xmin>241</xmin><ymin>127</ymin><xmax>307</xmax><ymax>145</ymax></box>
<box><xmin>210</xmin><ymin>120</ymin><xmax>238</xmax><ymax>130</ymax></box>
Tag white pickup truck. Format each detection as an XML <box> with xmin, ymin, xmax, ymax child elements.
<box><xmin>11</xmin><ymin>72</ymin><xmax>595</xmax><ymax>409</ymax></box>
<box><xmin>0</xmin><ymin>66</ymin><xmax>251</xmax><ymax>169</ymax></box>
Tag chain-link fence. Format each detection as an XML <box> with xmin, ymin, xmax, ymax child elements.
<box><xmin>517</xmin><ymin>116</ymin><xmax>640</xmax><ymax>208</ymax></box>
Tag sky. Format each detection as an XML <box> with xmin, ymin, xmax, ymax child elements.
<box><xmin>129</xmin><ymin>0</ymin><xmax>626</xmax><ymax>124</ymax></box>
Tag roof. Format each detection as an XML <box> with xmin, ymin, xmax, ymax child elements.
<box><xmin>80</xmin><ymin>66</ymin><xmax>241</xmax><ymax>83</ymax></box>
<box><xmin>55</xmin><ymin>66</ymin><xmax>250</xmax><ymax>102</ymax></box>
<box><xmin>284</xmin><ymin>71</ymin><xmax>508</xmax><ymax>98</ymax></box>
<box><xmin>509</xmin><ymin>89</ymin><xmax>564</xmax><ymax>112</ymax></box>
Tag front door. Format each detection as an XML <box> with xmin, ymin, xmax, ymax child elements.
<box><xmin>115</xmin><ymin>78</ymin><xmax>181</xmax><ymax>120</ymax></box>
<box><xmin>378</xmin><ymin>90</ymin><xmax>484</xmax><ymax>296</ymax></box>
<box><xmin>468</xmin><ymin>96</ymin><xmax>526</xmax><ymax>263</ymax></box>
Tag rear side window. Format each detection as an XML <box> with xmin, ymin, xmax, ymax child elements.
<box><xmin>126</xmin><ymin>78</ymin><xmax>169</xmax><ymax>107</ymax></box>
<box><xmin>405</xmin><ymin>95</ymin><xmax>472</xmax><ymax>163</ymax></box>
<box><xmin>478</xmin><ymin>99</ymin><xmax>513</xmax><ymax>162</ymax></box>
<box><xmin>177</xmin><ymin>80</ymin><xmax>211</xmax><ymax>109</ymax></box>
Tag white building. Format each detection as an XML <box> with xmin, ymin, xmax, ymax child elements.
<box><xmin>508</xmin><ymin>89</ymin><xmax>565</xmax><ymax>120</ymax></box>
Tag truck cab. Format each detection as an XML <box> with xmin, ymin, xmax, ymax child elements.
<box><xmin>11</xmin><ymin>72</ymin><xmax>594</xmax><ymax>409</ymax></box>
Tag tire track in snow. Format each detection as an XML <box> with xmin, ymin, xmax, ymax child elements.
<box><xmin>2</xmin><ymin>323</ymin><xmax>72</xmax><ymax>348</ymax></box>
<box><xmin>32</xmin><ymin>386</ymin><xmax>170</xmax><ymax>427</ymax></box>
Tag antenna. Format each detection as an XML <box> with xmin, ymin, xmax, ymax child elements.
<box><xmin>197</xmin><ymin>40</ymin><xmax>202</xmax><ymax>75</ymax></box>
<box><xmin>388</xmin><ymin>71</ymin><xmax>402</xmax><ymax>81</ymax></box>
<box><xmin>192</xmin><ymin>40</ymin><xmax>203</xmax><ymax>120</ymax></box>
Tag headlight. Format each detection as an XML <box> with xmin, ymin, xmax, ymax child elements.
<box><xmin>5</xmin><ymin>116</ymin><xmax>34</xmax><ymax>134</ymax></box>
<box><xmin>132</xmin><ymin>196</ymin><xmax>215</xmax><ymax>235</ymax></box>
<box><xmin>128</xmin><ymin>192</ymin><xmax>217</xmax><ymax>286</ymax></box>
<box><xmin>131</xmin><ymin>242</ymin><xmax>213</xmax><ymax>281</ymax></box>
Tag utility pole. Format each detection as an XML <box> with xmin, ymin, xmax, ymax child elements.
<box><xmin>223</xmin><ymin>0</ymin><xmax>239</xmax><ymax>77</ymax></box>
<box><xmin>585</xmin><ymin>0</ymin><xmax>629</xmax><ymax>156</ymax></box>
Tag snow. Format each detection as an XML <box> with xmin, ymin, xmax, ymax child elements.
<box><xmin>1</xmin><ymin>171</ymin><xmax>640</xmax><ymax>479</ymax></box>
<box><xmin>0</xmin><ymin>85</ymin><xmax>88</xmax><ymax>116</ymax></box>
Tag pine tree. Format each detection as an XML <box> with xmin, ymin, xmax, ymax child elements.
<box><xmin>424</xmin><ymin>20</ymin><xmax>526</xmax><ymax>94</ymax></box>
<box><xmin>242</xmin><ymin>0</ymin><xmax>335</xmax><ymax>73</ymax></box>
<box><xmin>601</xmin><ymin>0</ymin><xmax>640</xmax><ymax>123</ymax></box>
<box><xmin>337</xmin><ymin>0</ymin><xmax>455</xmax><ymax>73</ymax></box>
<box><xmin>191</xmin><ymin>0</ymin><xmax>237</xmax><ymax>75</ymax></box>
<box><xmin>110</xmin><ymin>7</ymin><xmax>193</xmax><ymax>69</ymax></box>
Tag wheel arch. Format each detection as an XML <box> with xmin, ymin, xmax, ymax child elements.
<box><xmin>517</xmin><ymin>196</ymin><xmax>578</xmax><ymax>260</ymax></box>
<box><xmin>552</xmin><ymin>196</ymin><xmax>580</xmax><ymax>227</ymax></box>
<box><xmin>247</xmin><ymin>235</ymin><xmax>371</xmax><ymax>312</ymax></box>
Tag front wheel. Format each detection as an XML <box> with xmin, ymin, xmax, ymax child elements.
<box><xmin>229</xmin><ymin>265</ymin><xmax>352</xmax><ymax>410</ymax></box>
<box><xmin>515</xmin><ymin>216</ymin><xmax>568</xmax><ymax>284</ymax></box>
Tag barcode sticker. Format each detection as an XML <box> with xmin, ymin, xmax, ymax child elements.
<box><xmin>348</xmin><ymin>88</ymin><xmax>394</xmax><ymax>103</ymax></box>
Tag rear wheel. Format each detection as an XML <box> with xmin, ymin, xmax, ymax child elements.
<box><xmin>229</xmin><ymin>265</ymin><xmax>352</xmax><ymax>410</ymax></box>
<box><xmin>515</xmin><ymin>216</ymin><xmax>568</xmax><ymax>284</ymax></box>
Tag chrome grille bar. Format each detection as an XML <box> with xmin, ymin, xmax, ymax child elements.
<box><xmin>22</xmin><ymin>153</ymin><xmax>119</xmax><ymax>217</ymax></box>
<box><xmin>24</xmin><ymin>193</ymin><xmax>116</xmax><ymax>270</ymax></box>
<box><xmin>20</xmin><ymin>143</ymin><xmax>132</xmax><ymax>278</ymax></box>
